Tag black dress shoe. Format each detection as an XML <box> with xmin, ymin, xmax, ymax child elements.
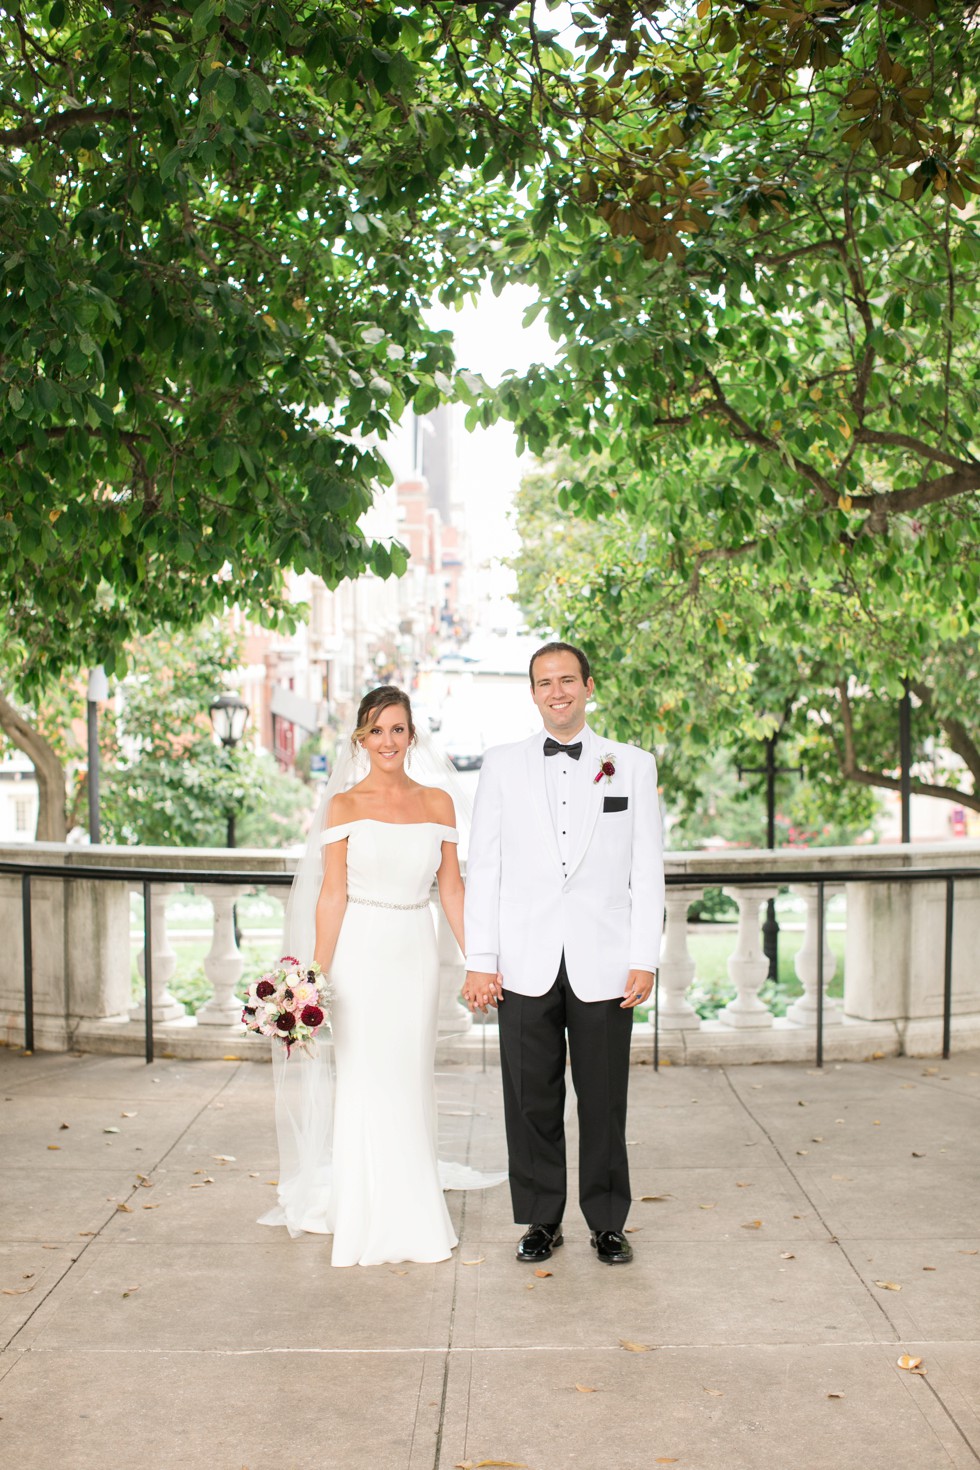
<box><xmin>590</xmin><ymin>1229</ymin><xmax>633</xmax><ymax>1265</ymax></box>
<box><xmin>516</xmin><ymin>1223</ymin><xmax>563</xmax><ymax>1262</ymax></box>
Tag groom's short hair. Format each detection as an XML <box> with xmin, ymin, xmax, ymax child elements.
<box><xmin>528</xmin><ymin>641</ymin><xmax>591</xmax><ymax>686</ymax></box>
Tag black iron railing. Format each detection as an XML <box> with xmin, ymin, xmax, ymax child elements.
<box><xmin>2</xmin><ymin>858</ymin><xmax>977</xmax><ymax>1070</ymax></box>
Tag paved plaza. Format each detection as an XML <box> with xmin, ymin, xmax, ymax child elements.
<box><xmin>1</xmin><ymin>1045</ymin><xmax>979</xmax><ymax>1470</ymax></box>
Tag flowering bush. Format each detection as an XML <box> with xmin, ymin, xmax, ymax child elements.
<box><xmin>241</xmin><ymin>956</ymin><xmax>333</xmax><ymax>1057</ymax></box>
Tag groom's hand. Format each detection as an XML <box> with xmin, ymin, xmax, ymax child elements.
<box><xmin>463</xmin><ymin>970</ymin><xmax>503</xmax><ymax>1013</ymax></box>
<box><xmin>621</xmin><ymin>969</ymin><xmax>655</xmax><ymax>1009</ymax></box>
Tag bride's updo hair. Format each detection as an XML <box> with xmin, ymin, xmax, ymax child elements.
<box><xmin>352</xmin><ymin>686</ymin><xmax>416</xmax><ymax>748</ymax></box>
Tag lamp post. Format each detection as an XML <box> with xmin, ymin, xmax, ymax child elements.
<box><xmin>738</xmin><ymin>730</ymin><xmax>802</xmax><ymax>980</ymax></box>
<box><xmin>86</xmin><ymin>666</ymin><xmax>109</xmax><ymax>842</ymax></box>
<box><xmin>208</xmin><ymin>692</ymin><xmax>250</xmax><ymax>848</ymax></box>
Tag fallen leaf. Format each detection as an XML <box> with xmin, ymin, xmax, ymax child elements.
<box><xmin>874</xmin><ymin>1280</ymin><xmax>901</xmax><ymax>1291</ymax></box>
<box><xmin>703</xmin><ymin>1387</ymin><xmax>724</xmax><ymax>1397</ymax></box>
<box><xmin>827</xmin><ymin>1391</ymin><xmax>845</xmax><ymax>1399</ymax></box>
<box><xmin>735</xmin><ymin>1182</ymin><xmax>751</xmax><ymax>1188</ymax></box>
<box><xmin>142</xmin><ymin>1204</ymin><xmax>160</xmax><ymax>1210</ymax></box>
<box><xmin>461</xmin><ymin>1258</ymin><xmax>485</xmax><ymax>1266</ymax></box>
<box><xmin>922</xmin><ymin>1266</ymin><xmax>936</xmax><ymax>1271</ymax></box>
<box><xmin>811</xmin><ymin>1137</ymin><xmax>824</xmax><ymax>1143</ymax></box>
<box><xmin>1</xmin><ymin>1288</ymin><xmax>30</xmax><ymax>1296</ymax></box>
<box><xmin>47</xmin><ymin>1145</ymin><xmax>60</xmax><ymax>1151</ymax></box>
<box><xmin>911</xmin><ymin>1152</ymin><xmax>925</xmax><ymax>1158</ymax></box>
<box><xmin>389</xmin><ymin>1268</ymin><xmax>409</xmax><ymax>1276</ymax></box>
<box><xmin>636</xmin><ymin>1194</ymin><xmax>673</xmax><ymax>1202</ymax></box>
<box><xmin>468</xmin><ymin>1462</ymin><xmax>527</xmax><ymax>1468</ymax></box>
<box><xmin>78</xmin><ymin>1232</ymin><xmax>95</xmax><ymax>1237</ymax></box>
<box><xmin>654</xmin><ymin>1460</ymin><xmax>679</xmax><ymax>1465</ymax></box>
<box><xmin>103</xmin><ymin>1127</ymin><xmax>120</xmax><ymax>1134</ymax></box>
<box><xmin>59</xmin><ymin>1123</ymin><xmax>69</xmax><ymax>1130</ymax></box>
<box><xmin>21</xmin><ymin>1273</ymin><xmax>34</xmax><ymax>1280</ymax></box>
<box><xmin>780</xmin><ymin>1252</ymin><xmax>796</xmax><ymax>1260</ymax></box>
<box><xmin>525</xmin><ymin>1283</ymin><xmax>535</xmax><ymax>1291</ymax></box>
<box><xmin>698</xmin><ymin>1203</ymin><xmax>717</xmax><ymax>1210</ymax></box>
<box><xmin>957</xmin><ymin>1250</ymin><xmax>978</xmax><ymax>1256</ymax></box>
<box><xmin>624</xmin><ymin>1226</ymin><xmax>642</xmax><ymax>1233</ymax></box>
<box><xmin>116</xmin><ymin>1203</ymin><xmax>133</xmax><ymax>1213</ymax></box>
<box><xmin>897</xmin><ymin>1354</ymin><xmax>923</xmax><ymax>1371</ymax></box>
<box><xmin>741</xmin><ymin>1220</ymin><xmax>762</xmax><ymax>1230</ymax></box>
<box><xmin>248</xmin><ymin>1172</ymin><xmax>260</xmax><ymax>1178</ymax></box>
<box><xmin>619</xmin><ymin>1339</ymin><xmax>653</xmax><ymax>1352</ymax></box>
<box><xmin>41</xmin><ymin>1244</ymin><xmax>59</xmax><ymax>1250</ymax></box>
<box><xmin>121</xmin><ymin>1111</ymin><xmax>137</xmax><ymax>1118</ymax></box>
<box><xmin>574</xmin><ymin>1384</ymin><xmax>597</xmax><ymax>1393</ymax></box>
<box><xmin>121</xmin><ymin>1286</ymin><xmax>140</xmax><ymax>1298</ymax></box>
<box><xmin>797</xmin><ymin>1100</ymin><xmax>807</xmax><ymax>1107</ymax></box>
<box><xmin>922</xmin><ymin>1067</ymin><xmax>938</xmax><ymax>1075</ymax></box>
<box><xmin>873</xmin><ymin>1120</ymin><xmax>881</xmax><ymax>1126</ymax></box>
<box><xmin>213</xmin><ymin>1155</ymin><xmax>236</xmax><ymax>1163</ymax></box>
<box><xmin>796</xmin><ymin>1150</ymin><xmax>809</xmax><ymax>1157</ymax></box>
<box><xmin>533</xmin><ymin>1269</ymin><xmax>553</xmax><ymax>1278</ymax></box>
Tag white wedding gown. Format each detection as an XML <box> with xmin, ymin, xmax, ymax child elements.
<box><xmin>260</xmin><ymin>819</ymin><xmax>501</xmax><ymax>1267</ymax></box>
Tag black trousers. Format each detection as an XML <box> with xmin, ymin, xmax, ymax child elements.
<box><xmin>497</xmin><ymin>954</ymin><xmax>633</xmax><ymax>1232</ymax></box>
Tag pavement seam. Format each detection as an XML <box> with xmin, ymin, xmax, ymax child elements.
<box><xmin>1</xmin><ymin>1061</ymin><xmax>244</xmax><ymax>1353</ymax></box>
<box><xmin>915</xmin><ymin>1371</ymin><xmax>980</xmax><ymax>1466</ymax></box>
<box><xmin>719</xmin><ymin>1065</ymin><xmax>902</xmax><ymax>1339</ymax></box>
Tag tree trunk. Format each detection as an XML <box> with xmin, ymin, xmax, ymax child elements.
<box><xmin>0</xmin><ymin>690</ymin><xmax>68</xmax><ymax>841</ymax></box>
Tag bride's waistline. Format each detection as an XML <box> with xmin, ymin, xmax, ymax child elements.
<box><xmin>346</xmin><ymin>894</ymin><xmax>431</xmax><ymax>911</ymax></box>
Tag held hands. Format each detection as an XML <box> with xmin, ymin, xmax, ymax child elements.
<box><xmin>621</xmin><ymin>969</ymin><xmax>655</xmax><ymax>1009</ymax></box>
<box><xmin>462</xmin><ymin>971</ymin><xmax>504</xmax><ymax>1014</ymax></box>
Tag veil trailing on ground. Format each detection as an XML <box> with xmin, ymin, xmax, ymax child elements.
<box><xmin>259</xmin><ymin>725</ymin><xmax>501</xmax><ymax>1239</ymax></box>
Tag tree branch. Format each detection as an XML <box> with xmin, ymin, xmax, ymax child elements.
<box><xmin>0</xmin><ymin>105</ymin><xmax>134</xmax><ymax>147</ymax></box>
<box><xmin>852</xmin><ymin>429</ymin><xmax>977</xmax><ymax>472</ymax></box>
<box><xmin>0</xmin><ymin>689</ymin><xmax>68</xmax><ymax>841</ymax></box>
<box><xmin>836</xmin><ymin>680</ymin><xmax>979</xmax><ymax>812</ymax></box>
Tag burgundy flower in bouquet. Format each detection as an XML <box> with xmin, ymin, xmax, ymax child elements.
<box><xmin>242</xmin><ymin>957</ymin><xmax>333</xmax><ymax>1057</ymax></box>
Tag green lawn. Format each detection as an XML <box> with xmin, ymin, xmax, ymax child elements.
<box><xmin>636</xmin><ymin>925</ymin><xmax>846</xmax><ymax>1022</ymax></box>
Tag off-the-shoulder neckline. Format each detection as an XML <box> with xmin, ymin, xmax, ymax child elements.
<box><xmin>323</xmin><ymin>818</ymin><xmax>457</xmax><ymax>832</ymax></box>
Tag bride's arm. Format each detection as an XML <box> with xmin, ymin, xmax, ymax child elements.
<box><xmin>313</xmin><ymin>837</ymin><xmax>348</xmax><ymax>973</ymax></box>
<box><xmin>436</xmin><ymin>840</ymin><xmax>465</xmax><ymax>956</ymax></box>
<box><xmin>428</xmin><ymin>788</ymin><xmax>465</xmax><ymax>955</ymax></box>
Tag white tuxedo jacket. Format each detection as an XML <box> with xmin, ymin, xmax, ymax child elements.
<box><xmin>464</xmin><ymin>726</ymin><xmax>665</xmax><ymax>1001</ymax></box>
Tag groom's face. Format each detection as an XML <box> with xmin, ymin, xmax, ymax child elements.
<box><xmin>530</xmin><ymin>651</ymin><xmax>594</xmax><ymax>739</ymax></box>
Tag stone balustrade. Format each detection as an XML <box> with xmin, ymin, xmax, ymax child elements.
<box><xmin>1</xmin><ymin>841</ymin><xmax>978</xmax><ymax>1063</ymax></box>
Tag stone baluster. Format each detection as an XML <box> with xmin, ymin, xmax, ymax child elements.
<box><xmin>131</xmin><ymin>885</ymin><xmax>187</xmax><ymax>1025</ymax></box>
<box><xmin>718</xmin><ymin>885</ymin><xmax>778</xmax><ymax>1028</ymax></box>
<box><xmin>786</xmin><ymin>883</ymin><xmax>843</xmax><ymax>1026</ymax></box>
<box><xmin>195</xmin><ymin>884</ymin><xmax>246</xmax><ymax>1026</ymax></box>
<box><xmin>657</xmin><ymin>885</ymin><xmax>704</xmax><ymax>1030</ymax></box>
<box><xmin>434</xmin><ymin>883</ymin><xmax>472</xmax><ymax>1034</ymax></box>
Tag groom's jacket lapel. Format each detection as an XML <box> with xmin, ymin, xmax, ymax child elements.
<box><xmin>522</xmin><ymin>736</ymin><xmax>564</xmax><ymax>873</ymax></box>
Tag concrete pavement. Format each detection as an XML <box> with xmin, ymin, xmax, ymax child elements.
<box><xmin>1</xmin><ymin>1046</ymin><xmax>979</xmax><ymax>1470</ymax></box>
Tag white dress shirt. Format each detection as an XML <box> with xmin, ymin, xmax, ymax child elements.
<box><xmin>543</xmin><ymin>724</ymin><xmax>590</xmax><ymax>881</ymax></box>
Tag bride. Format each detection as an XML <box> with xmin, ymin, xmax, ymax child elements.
<box><xmin>260</xmin><ymin>685</ymin><xmax>499</xmax><ymax>1266</ymax></box>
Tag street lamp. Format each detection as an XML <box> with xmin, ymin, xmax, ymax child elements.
<box><xmin>86</xmin><ymin>665</ymin><xmax>109</xmax><ymax>843</ymax></box>
<box><xmin>208</xmin><ymin>692</ymin><xmax>250</xmax><ymax>847</ymax></box>
<box><xmin>738</xmin><ymin>729</ymin><xmax>802</xmax><ymax>980</ymax></box>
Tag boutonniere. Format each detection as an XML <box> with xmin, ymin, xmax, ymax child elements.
<box><xmin>593</xmin><ymin>754</ymin><xmax>616</xmax><ymax>785</ymax></box>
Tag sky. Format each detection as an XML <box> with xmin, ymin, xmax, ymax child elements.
<box><xmin>428</xmin><ymin>283</ymin><xmax>559</xmax><ymax>564</ymax></box>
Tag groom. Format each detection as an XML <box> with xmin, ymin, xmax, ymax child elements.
<box><xmin>462</xmin><ymin>642</ymin><xmax>664</xmax><ymax>1265</ymax></box>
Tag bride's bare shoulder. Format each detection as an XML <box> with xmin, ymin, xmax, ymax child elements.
<box><xmin>421</xmin><ymin>784</ymin><xmax>456</xmax><ymax>827</ymax></box>
<box><xmin>326</xmin><ymin>786</ymin><xmax>365</xmax><ymax>826</ymax></box>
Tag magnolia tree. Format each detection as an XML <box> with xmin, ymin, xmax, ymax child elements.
<box><xmin>0</xmin><ymin>0</ymin><xmax>542</xmax><ymax>835</ymax></box>
<box><xmin>484</xmin><ymin>1</ymin><xmax>980</xmax><ymax>820</ymax></box>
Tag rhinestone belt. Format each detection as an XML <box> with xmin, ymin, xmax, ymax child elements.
<box><xmin>346</xmin><ymin>894</ymin><xmax>430</xmax><ymax>911</ymax></box>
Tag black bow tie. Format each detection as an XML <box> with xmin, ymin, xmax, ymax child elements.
<box><xmin>544</xmin><ymin>738</ymin><xmax>582</xmax><ymax>760</ymax></box>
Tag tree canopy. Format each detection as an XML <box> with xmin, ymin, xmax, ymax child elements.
<box><xmin>0</xmin><ymin>0</ymin><xmax>538</xmax><ymax>685</ymax></box>
<box><xmin>484</xmin><ymin>0</ymin><xmax>980</xmax><ymax>821</ymax></box>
